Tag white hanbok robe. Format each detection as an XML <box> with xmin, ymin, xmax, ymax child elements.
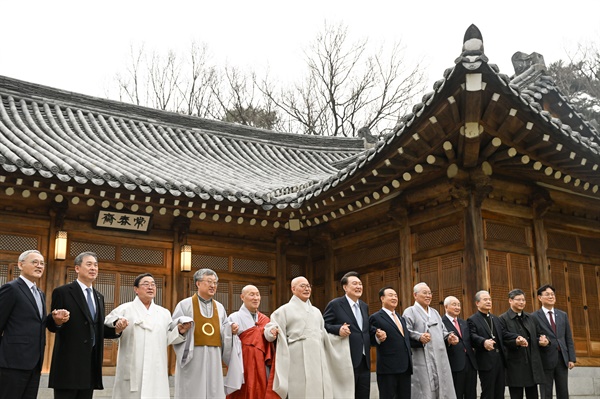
<box><xmin>265</xmin><ymin>295</ymin><xmax>354</xmax><ymax>399</ymax></box>
<box><xmin>104</xmin><ymin>296</ymin><xmax>183</xmax><ymax>399</ymax></box>
<box><xmin>403</xmin><ymin>303</ymin><xmax>457</xmax><ymax>399</ymax></box>
<box><xmin>172</xmin><ymin>296</ymin><xmax>233</xmax><ymax>399</ymax></box>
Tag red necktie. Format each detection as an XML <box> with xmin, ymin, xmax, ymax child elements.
<box><xmin>549</xmin><ymin>310</ymin><xmax>557</xmax><ymax>334</ymax></box>
<box><xmin>453</xmin><ymin>318</ymin><xmax>462</xmax><ymax>337</ymax></box>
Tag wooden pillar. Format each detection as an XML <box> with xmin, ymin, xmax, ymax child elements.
<box><xmin>319</xmin><ymin>233</ymin><xmax>336</xmax><ymax>301</ymax></box>
<box><xmin>388</xmin><ymin>199</ymin><xmax>413</xmax><ymax>310</ymax></box>
<box><xmin>532</xmin><ymin>188</ymin><xmax>552</xmax><ymax>286</ymax></box>
<box><xmin>452</xmin><ymin>169</ymin><xmax>491</xmax><ymax>316</ymax></box>
<box><xmin>275</xmin><ymin>233</ymin><xmax>289</xmax><ymax>307</ymax></box>
<box><xmin>172</xmin><ymin>217</ymin><xmax>191</xmax><ymax>305</ymax></box>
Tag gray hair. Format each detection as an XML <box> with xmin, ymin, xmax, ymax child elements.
<box><xmin>444</xmin><ymin>296</ymin><xmax>459</xmax><ymax>306</ymax></box>
<box><xmin>74</xmin><ymin>252</ymin><xmax>98</xmax><ymax>266</ymax></box>
<box><xmin>193</xmin><ymin>268</ymin><xmax>217</xmax><ymax>284</ymax></box>
<box><xmin>474</xmin><ymin>290</ymin><xmax>489</xmax><ymax>302</ymax></box>
<box><xmin>413</xmin><ymin>282</ymin><xmax>428</xmax><ymax>294</ymax></box>
<box><xmin>508</xmin><ymin>288</ymin><xmax>525</xmax><ymax>299</ymax></box>
<box><xmin>18</xmin><ymin>250</ymin><xmax>42</xmax><ymax>263</ymax></box>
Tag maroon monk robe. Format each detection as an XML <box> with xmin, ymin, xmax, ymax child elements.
<box><xmin>227</xmin><ymin>312</ymin><xmax>279</xmax><ymax>399</ymax></box>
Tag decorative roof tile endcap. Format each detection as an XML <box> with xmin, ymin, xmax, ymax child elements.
<box><xmin>512</xmin><ymin>52</ymin><xmax>547</xmax><ymax>76</ymax></box>
<box><xmin>455</xmin><ymin>24</ymin><xmax>489</xmax><ymax>67</ymax></box>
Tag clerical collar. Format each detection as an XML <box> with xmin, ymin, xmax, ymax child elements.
<box><xmin>517</xmin><ymin>312</ymin><xmax>522</xmax><ymax>317</ymax></box>
<box><xmin>479</xmin><ymin>310</ymin><xmax>490</xmax><ymax>317</ymax></box>
<box><xmin>197</xmin><ymin>294</ymin><xmax>212</xmax><ymax>304</ymax></box>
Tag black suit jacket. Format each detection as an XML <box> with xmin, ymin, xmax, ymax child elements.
<box><xmin>369</xmin><ymin>309</ymin><xmax>413</xmax><ymax>375</ymax></box>
<box><xmin>442</xmin><ymin>315</ymin><xmax>478</xmax><ymax>372</ymax></box>
<box><xmin>533</xmin><ymin>308</ymin><xmax>576</xmax><ymax>369</ymax></box>
<box><xmin>0</xmin><ymin>277</ymin><xmax>47</xmax><ymax>370</ymax></box>
<box><xmin>467</xmin><ymin>311</ymin><xmax>506</xmax><ymax>371</ymax></box>
<box><xmin>324</xmin><ymin>296</ymin><xmax>372</xmax><ymax>369</ymax></box>
<box><xmin>47</xmin><ymin>281</ymin><xmax>118</xmax><ymax>390</ymax></box>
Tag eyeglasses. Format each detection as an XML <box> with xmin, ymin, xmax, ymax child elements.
<box><xmin>541</xmin><ymin>293</ymin><xmax>555</xmax><ymax>297</ymax></box>
<box><xmin>420</xmin><ymin>291</ymin><xmax>433</xmax><ymax>296</ymax></box>
<box><xmin>298</xmin><ymin>284</ymin><xmax>312</xmax><ymax>289</ymax></box>
<box><xmin>201</xmin><ymin>279</ymin><xmax>218</xmax><ymax>287</ymax></box>
<box><xmin>139</xmin><ymin>282</ymin><xmax>156</xmax><ymax>288</ymax></box>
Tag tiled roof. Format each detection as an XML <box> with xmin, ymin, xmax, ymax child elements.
<box><xmin>0</xmin><ymin>76</ymin><xmax>364</xmax><ymax>210</ymax></box>
<box><xmin>1</xmin><ymin>24</ymin><xmax>599</xmax><ymax>217</ymax></box>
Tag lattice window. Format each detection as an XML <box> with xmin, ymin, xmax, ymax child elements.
<box><xmin>120</xmin><ymin>247</ymin><xmax>164</xmax><ymax>265</ymax></box>
<box><xmin>69</xmin><ymin>242</ymin><xmax>116</xmax><ymax>261</ymax></box>
<box><xmin>416</xmin><ymin>224</ymin><xmax>462</xmax><ymax>251</ymax></box>
<box><xmin>232</xmin><ymin>258</ymin><xmax>269</xmax><ymax>274</ymax></box>
<box><xmin>192</xmin><ymin>254</ymin><xmax>228</xmax><ymax>271</ymax></box>
<box><xmin>96</xmin><ymin>272</ymin><xmax>117</xmax><ymax>314</ymax></box>
<box><xmin>579</xmin><ymin>237</ymin><xmax>600</xmax><ymax>257</ymax></box>
<box><xmin>547</xmin><ymin>231</ymin><xmax>578</xmax><ymax>253</ymax></box>
<box><xmin>583</xmin><ymin>265</ymin><xmax>600</xmax><ymax>341</ymax></box>
<box><xmin>0</xmin><ymin>234</ymin><xmax>38</xmax><ymax>253</ymax></box>
<box><xmin>0</xmin><ymin>263</ymin><xmax>8</xmax><ymax>285</ymax></box>
<box><xmin>487</xmin><ymin>250</ymin><xmax>509</xmax><ymax>301</ymax></box>
<box><xmin>214</xmin><ymin>281</ymin><xmax>229</xmax><ymax>311</ymax></box>
<box><xmin>487</xmin><ymin>250</ymin><xmax>533</xmax><ymax>310</ymax></box>
<box><xmin>485</xmin><ymin>221</ymin><xmax>528</xmax><ymax>246</ymax></box>
<box><xmin>336</xmin><ymin>237</ymin><xmax>400</xmax><ymax>270</ymax></box>
<box><xmin>287</xmin><ymin>260</ymin><xmax>304</xmax><ymax>279</ymax></box>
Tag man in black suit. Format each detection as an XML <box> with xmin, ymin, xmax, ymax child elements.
<box><xmin>442</xmin><ymin>295</ymin><xmax>478</xmax><ymax>399</ymax></box>
<box><xmin>467</xmin><ymin>290</ymin><xmax>506</xmax><ymax>399</ymax></box>
<box><xmin>47</xmin><ymin>251</ymin><xmax>122</xmax><ymax>399</ymax></box>
<box><xmin>534</xmin><ymin>284</ymin><xmax>576</xmax><ymax>399</ymax></box>
<box><xmin>369</xmin><ymin>286</ymin><xmax>413</xmax><ymax>399</ymax></box>
<box><xmin>0</xmin><ymin>250</ymin><xmax>63</xmax><ymax>399</ymax></box>
<box><xmin>324</xmin><ymin>271</ymin><xmax>373</xmax><ymax>399</ymax></box>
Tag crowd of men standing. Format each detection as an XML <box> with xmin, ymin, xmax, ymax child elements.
<box><xmin>0</xmin><ymin>250</ymin><xmax>577</xmax><ymax>399</ymax></box>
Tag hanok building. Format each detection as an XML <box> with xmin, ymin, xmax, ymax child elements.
<box><xmin>1</xmin><ymin>24</ymin><xmax>599</xmax><ymax>374</ymax></box>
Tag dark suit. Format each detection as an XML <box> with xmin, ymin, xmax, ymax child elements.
<box><xmin>324</xmin><ymin>296</ymin><xmax>372</xmax><ymax>399</ymax></box>
<box><xmin>534</xmin><ymin>308</ymin><xmax>576</xmax><ymax>399</ymax></box>
<box><xmin>468</xmin><ymin>311</ymin><xmax>506</xmax><ymax>399</ymax></box>
<box><xmin>0</xmin><ymin>277</ymin><xmax>47</xmax><ymax>399</ymax></box>
<box><xmin>369</xmin><ymin>309</ymin><xmax>413</xmax><ymax>399</ymax></box>
<box><xmin>46</xmin><ymin>281</ymin><xmax>117</xmax><ymax>399</ymax></box>
<box><xmin>442</xmin><ymin>315</ymin><xmax>478</xmax><ymax>399</ymax></box>
<box><xmin>499</xmin><ymin>309</ymin><xmax>545</xmax><ymax>399</ymax></box>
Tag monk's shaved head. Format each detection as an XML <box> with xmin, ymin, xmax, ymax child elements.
<box><xmin>240</xmin><ymin>285</ymin><xmax>261</xmax><ymax>312</ymax></box>
<box><xmin>291</xmin><ymin>276</ymin><xmax>311</xmax><ymax>302</ymax></box>
<box><xmin>241</xmin><ymin>285</ymin><xmax>258</xmax><ymax>296</ymax></box>
<box><xmin>291</xmin><ymin>276</ymin><xmax>307</xmax><ymax>289</ymax></box>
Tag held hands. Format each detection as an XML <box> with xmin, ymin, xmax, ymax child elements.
<box><xmin>270</xmin><ymin>327</ymin><xmax>279</xmax><ymax>338</ymax></box>
<box><xmin>516</xmin><ymin>336</ymin><xmax>529</xmax><ymax>347</ymax></box>
<box><xmin>538</xmin><ymin>335</ymin><xmax>549</xmax><ymax>347</ymax></box>
<box><xmin>568</xmin><ymin>361</ymin><xmax>575</xmax><ymax>370</ymax></box>
<box><xmin>339</xmin><ymin>323</ymin><xmax>351</xmax><ymax>337</ymax></box>
<box><xmin>447</xmin><ymin>332</ymin><xmax>459</xmax><ymax>345</ymax></box>
<box><xmin>231</xmin><ymin>323</ymin><xmax>239</xmax><ymax>335</ymax></box>
<box><xmin>51</xmin><ymin>309</ymin><xmax>70</xmax><ymax>326</ymax></box>
<box><xmin>115</xmin><ymin>318</ymin><xmax>129</xmax><ymax>334</ymax></box>
<box><xmin>420</xmin><ymin>332</ymin><xmax>431</xmax><ymax>344</ymax></box>
<box><xmin>375</xmin><ymin>328</ymin><xmax>387</xmax><ymax>342</ymax></box>
<box><xmin>178</xmin><ymin>321</ymin><xmax>192</xmax><ymax>335</ymax></box>
<box><xmin>484</xmin><ymin>338</ymin><xmax>496</xmax><ymax>351</ymax></box>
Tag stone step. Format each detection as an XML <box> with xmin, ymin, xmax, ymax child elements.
<box><xmin>36</xmin><ymin>368</ymin><xmax>600</xmax><ymax>398</ymax></box>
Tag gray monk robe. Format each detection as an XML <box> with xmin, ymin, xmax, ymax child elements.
<box><xmin>403</xmin><ymin>303</ymin><xmax>456</xmax><ymax>399</ymax></box>
<box><xmin>265</xmin><ymin>295</ymin><xmax>354</xmax><ymax>399</ymax></box>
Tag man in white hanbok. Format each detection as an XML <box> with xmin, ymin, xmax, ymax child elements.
<box><xmin>171</xmin><ymin>269</ymin><xmax>238</xmax><ymax>399</ymax></box>
<box><xmin>266</xmin><ymin>276</ymin><xmax>354</xmax><ymax>399</ymax></box>
<box><xmin>403</xmin><ymin>282</ymin><xmax>459</xmax><ymax>399</ymax></box>
<box><xmin>105</xmin><ymin>273</ymin><xmax>191</xmax><ymax>399</ymax></box>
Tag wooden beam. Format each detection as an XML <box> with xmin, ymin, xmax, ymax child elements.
<box><xmin>447</xmin><ymin>96</ymin><xmax>460</xmax><ymax>124</ymax></box>
<box><xmin>443</xmin><ymin>141</ymin><xmax>456</xmax><ymax>163</ymax></box>
<box><xmin>479</xmin><ymin>137</ymin><xmax>503</xmax><ymax>160</ymax></box>
<box><xmin>512</xmin><ymin>122</ymin><xmax>534</xmax><ymax>144</ymax></box>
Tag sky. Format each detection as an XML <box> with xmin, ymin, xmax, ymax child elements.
<box><xmin>1</xmin><ymin>0</ymin><xmax>598</xmax><ymax>101</ymax></box>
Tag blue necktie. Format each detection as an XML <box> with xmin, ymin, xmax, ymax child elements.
<box><xmin>31</xmin><ymin>285</ymin><xmax>43</xmax><ymax>318</ymax></box>
<box><xmin>86</xmin><ymin>288</ymin><xmax>96</xmax><ymax>346</ymax></box>
<box><xmin>86</xmin><ymin>288</ymin><xmax>96</xmax><ymax>320</ymax></box>
<box><xmin>353</xmin><ymin>302</ymin><xmax>363</xmax><ymax>328</ymax></box>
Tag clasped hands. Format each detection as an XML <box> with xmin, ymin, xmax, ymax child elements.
<box><xmin>51</xmin><ymin>309</ymin><xmax>70</xmax><ymax>326</ymax></box>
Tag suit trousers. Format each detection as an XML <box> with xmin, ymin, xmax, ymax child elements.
<box><xmin>509</xmin><ymin>385</ymin><xmax>539</xmax><ymax>399</ymax></box>
<box><xmin>479</xmin><ymin>350</ymin><xmax>506</xmax><ymax>399</ymax></box>
<box><xmin>354</xmin><ymin>355</ymin><xmax>371</xmax><ymax>399</ymax></box>
<box><xmin>452</xmin><ymin>358</ymin><xmax>477</xmax><ymax>399</ymax></box>
<box><xmin>377</xmin><ymin>370</ymin><xmax>411</xmax><ymax>399</ymax></box>
<box><xmin>541</xmin><ymin>360</ymin><xmax>569</xmax><ymax>399</ymax></box>
<box><xmin>0</xmin><ymin>365</ymin><xmax>41</xmax><ymax>399</ymax></box>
